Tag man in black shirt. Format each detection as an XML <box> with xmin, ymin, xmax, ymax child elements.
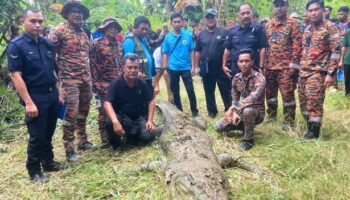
<box><xmin>194</xmin><ymin>9</ymin><xmax>231</xmax><ymax>118</ymax></box>
<box><xmin>7</xmin><ymin>8</ymin><xmax>66</xmax><ymax>183</ymax></box>
<box><xmin>222</xmin><ymin>3</ymin><xmax>268</xmax><ymax>78</ymax></box>
<box><xmin>104</xmin><ymin>54</ymin><xmax>156</xmax><ymax>155</ymax></box>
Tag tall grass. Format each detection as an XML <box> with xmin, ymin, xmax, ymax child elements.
<box><xmin>0</xmin><ymin>78</ymin><xmax>349</xmax><ymax>199</ymax></box>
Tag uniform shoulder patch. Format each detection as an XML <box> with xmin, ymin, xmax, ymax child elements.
<box><xmin>9</xmin><ymin>36</ymin><xmax>22</xmax><ymax>43</ymax></box>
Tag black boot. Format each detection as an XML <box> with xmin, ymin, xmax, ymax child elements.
<box><xmin>42</xmin><ymin>161</ymin><xmax>67</xmax><ymax>172</ymax></box>
<box><xmin>301</xmin><ymin>122</ymin><xmax>321</xmax><ymax>140</ymax></box>
<box><xmin>239</xmin><ymin>139</ymin><xmax>254</xmax><ymax>151</ymax></box>
<box><xmin>30</xmin><ymin>172</ymin><xmax>49</xmax><ymax>183</ymax></box>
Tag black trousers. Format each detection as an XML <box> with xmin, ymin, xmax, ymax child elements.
<box><xmin>169</xmin><ymin>69</ymin><xmax>198</xmax><ymax>115</ymax></box>
<box><xmin>26</xmin><ymin>88</ymin><xmax>59</xmax><ymax>176</ymax></box>
<box><xmin>145</xmin><ymin>79</ymin><xmax>154</xmax><ymax>97</ymax></box>
<box><xmin>344</xmin><ymin>64</ymin><xmax>350</xmax><ymax>95</ymax></box>
<box><xmin>106</xmin><ymin>113</ymin><xmax>155</xmax><ymax>148</ymax></box>
<box><xmin>202</xmin><ymin>72</ymin><xmax>231</xmax><ymax>115</ymax></box>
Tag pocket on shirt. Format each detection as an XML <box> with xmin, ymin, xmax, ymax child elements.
<box><xmin>26</xmin><ymin>54</ymin><xmax>40</xmax><ymax>61</ymax></box>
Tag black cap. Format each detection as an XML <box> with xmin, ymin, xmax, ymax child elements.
<box><xmin>204</xmin><ymin>8</ymin><xmax>217</xmax><ymax>18</ymax></box>
<box><xmin>273</xmin><ymin>0</ymin><xmax>288</xmax><ymax>5</ymax></box>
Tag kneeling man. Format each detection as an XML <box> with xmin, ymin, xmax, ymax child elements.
<box><xmin>104</xmin><ymin>54</ymin><xmax>156</xmax><ymax>155</ymax></box>
<box><xmin>215</xmin><ymin>49</ymin><xmax>266</xmax><ymax>151</ymax></box>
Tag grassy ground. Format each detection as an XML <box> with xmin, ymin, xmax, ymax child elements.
<box><xmin>0</xmin><ymin>77</ymin><xmax>350</xmax><ymax>199</ymax></box>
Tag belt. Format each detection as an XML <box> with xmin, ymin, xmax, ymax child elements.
<box><xmin>28</xmin><ymin>85</ymin><xmax>56</xmax><ymax>94</ymax></box>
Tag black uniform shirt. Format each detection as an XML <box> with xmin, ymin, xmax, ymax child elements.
<box><xmin>106</xmin><ymin>76</ymin><xmax>153</xmax><ymax>120</ymax></box>
<box><xmin>7</xmin><ymin>33</ymin><xmax>57</xmax><ymax>89</ymax></box>
<box><xmin>223</xmin><ymin>24</ymin><xmax>268</xmax><ymax>71</ymax></box>
<box><xmin>195</xmin><ymin>26</ymin><xmax>229</xmax><ymax>73</ymax></box>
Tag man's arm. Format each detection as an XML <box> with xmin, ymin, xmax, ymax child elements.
<box><xmin>194</xmin><ymin>51</ymin><xmax>201</xmax><ymax>71</ymax></box>
<box><xmin>104</xmin><ymin>101</ymin><xmax>125</xmax><ymax>136</ymax></box>
<box><xmin>11</xmin><ymin>72</ymin><xmax>38</xmax><ymax>118</ymax></box>
<box><xmin>290</xmin><ymin>20</ymin><xmax>302</xmax><ymax>70</ymax></box>
<box><xmin>259</xmin><ymin>48</ymin><xmax>266</xmax><ymax>71</ymax></box>
<box><xmin>339</xmin><ymin>46</ymin><xmax>347</xmax><ymax>68</ymax></box>
<box><xmin>190</xmin><ymin>51</ymin><xmax>195</xmax><ymax>76</ymax></box>
<box><xmin>89</xmin><ymin>43</ymin><xmax>101</xmax><ymax>94</ymax></box>
<box><xmin>54</xmin><ymin>71</ymin><xmax>64</xmax><ymax>104</ymax></box>
<box><xmin>222</xmin><ymin>49</ymin><xmax>232</xmax><ymax>78</ymax></box>
<box><xmin>325</xmin><ymin>24</ymin><xmax>341</xmax><ymax>87</ymax></box>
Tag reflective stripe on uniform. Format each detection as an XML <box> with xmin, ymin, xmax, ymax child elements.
<box><xmin>283</xmin><ymin>101</ymin><xmax>296</xmax><ymax>107</ymax></box>
<box><xmin>309</xmin><ymin>117</ymin><xmax>322</xmax><ymax>123</ymax></box>
<box><xmin>267</xmin><ymin>98</ymin><xmax>278</xmax><ymax>104</ymax></box>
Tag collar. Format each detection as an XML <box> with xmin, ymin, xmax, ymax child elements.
<box><xmin>172</xmin><ymin>30</ymin><xmax>183</xmax><ymax>37</ymax></box>
<box><xmin>66</xmin><ymin>23</ymin><xmax>84</xmax><ymax>33</ymax></box>
<box><xmin>23</xmin><ymin>33</ymin><xmax>42</xmax><ymax>43</ymax></box>
<box><xmin>238</xmin><ymin>23</ymin><xmax>253</xmax><ymax>31</ymax></box>
<box><xmin>237</xmin><ymin>69</ymin><xmax>257</xmax><ymax>80</ymax></box>
<box><xmin>122</xmin><ymin>75</ymin><xmax>137</xmax><ymax>88</ymax></box>
<box><xmin>102</xmin><ymin>36</ymin><xmax>118</xmax><ymax>46</ymax></box>
<box><xmin>272</xmin><ymin>17</ymin><xmax>288</xmax><ymax>26</ymax></box>
<box><xmin>310</xmin><ymin>19</ymin><xmax>325</xmax><ymax>29</ymax></box>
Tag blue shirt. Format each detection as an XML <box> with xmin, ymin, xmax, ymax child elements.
<box><xmin>123</xmin><ymin>37</ymin><xmax>153</xmax><ymax>80</ymax></box>
<box><xmin>92</xmin><ymin>31</ymin><xmax>103</xmax><ymax>39</ymax></box>
<box><xmin>223</xmin><ymin>24</ymin><xmax>268</xmax><ymax>72</ymax></box>
<box><xmin>7</xmin><ymin>33</ymin><xmax>57</xmax><ymax>88</ymax></box>
<box><xmin>162</xmin><ymin>30</ymin><xmax>194</xmax><ymax>71</ymax></box>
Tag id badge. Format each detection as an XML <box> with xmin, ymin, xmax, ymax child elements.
<box><xmin>272</xmin><ymin>31</ymin><xmax>278</xmax><ymax>42</ymax></box>
<box><xmin>305</xmin><ymin>36</ymin><xmax>312</xmax><ymax>47</ymax></box>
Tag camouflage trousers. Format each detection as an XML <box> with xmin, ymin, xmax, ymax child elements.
<box><xmin>265</xmin><ymin>69</ymin><xmax>297</xmax><ymax>123</ymax></box>
<box><xmin>96</xmin><ymin>94</ymin><xmax>109</xmax><ymax>143</ymax></box>
<box><xmin>298</xmin><ymin>72</ymin><xmax>326</xmax><ymax>124</ymax></box>
<box><xmin>214</xmin><ymin>107</ymin><xmax>265</xmax><ymax>140</ymax></box>
<box><xmin>62</xmin><ymin>79</ymin><xmax>92</xmax><ymax>152</ymax></box>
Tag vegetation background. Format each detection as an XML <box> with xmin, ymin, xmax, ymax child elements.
<box><xmin>1</xmin><ymin>0</ymin><xmax>350</xmax><ymax>199</ymax></box>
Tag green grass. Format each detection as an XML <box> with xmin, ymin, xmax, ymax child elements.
<box><xmin>1</xmin><ymin>77</ymin><xmax>350</xmax><ymax>199</ymax></box>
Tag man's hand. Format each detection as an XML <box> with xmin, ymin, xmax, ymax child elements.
<box><xmin>231</xmin><ymin>111</ymin><xmax>241</xmax><ymax>126</ymax></box>
<box><xmin>146</xmin><ymin>120</ymin><xmax>155</xmax><ymax>133</ymax></box>
<box><xmin>113</xmin><ymin>122</ymin><xmax>125</xmax><ymax>136</ymax></box>
<box><xmin>223</xmin><ymin>66</ymin><xmax>232</xmax><ymax>79</ymax></box>
<box><xmin>25</xmin><ymin>102</ymin><xmax>38</xmax><ymax>118</ymax></box>
<box><xmin>191</xmin><ymin>67</ymin><xmax>196</xmax><ymax>77</ymax></box>
<box><xmin>138</xmin><ymin>72</ymin><xmax>147</xmax><ymax>79</ymax></box>
<box><xmin>339</xmin><ymin>61</ymin><xmax>344</xmax><ymax>69</ymax></box>
<box><xmin>259</xmin><ymin>68</ymin><xmax>265</xmax><ymax>75</ymax></box>
<box><xmin>154</xmin><ymin>86</ymin><xmax>160</xmax><ymax>96</ymax></box>
<box><xmin>223</xmin><ymin>108</ymin><xmax>233</xmax><ymax>122</ymax></box>
<box><xmin>324</xmin><ymin>75</ymin><xmax>334</xmax><ymax>88</ymax></box>
<box><xmin>58</xmin><ymin>93</ymin><xmax>64</xmax><ymax>104</ymax></box>
<box><xmin>163</xmin><ymin>69</ymin><xmax>169</xmax><ymax>78</ymax></box>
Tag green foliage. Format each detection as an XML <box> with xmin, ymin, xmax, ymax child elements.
<box><xmin>0</xmin><ymin>86</ymin><xmax>24</xmax><ymax>143</ymax></box>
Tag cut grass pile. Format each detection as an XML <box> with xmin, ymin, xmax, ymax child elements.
<box><xmin>0</xmin><ymin>77</ymin><xmax>350</xmax><ymax>199</ymax></box>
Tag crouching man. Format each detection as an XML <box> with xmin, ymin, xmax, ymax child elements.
<box><xmin>214</xmin><ymin>49</ymin><xmax>266</xmax><ymax>151</ymax></box>
<box><xmin>104</xmin><ymin>53</ymin><xmax>156</xmax><ymax>155</ymax></box>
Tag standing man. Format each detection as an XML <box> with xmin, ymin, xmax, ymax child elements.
<box><xmin>123</xmin><ymin>16</ymin><xmax>156</xmax><ymax>96</ymax></box>
<box><xmin>324</xmin><ymin>6</ymin><xmax>338</xmax><ymax>23</ymax></box>
<box><xmin>194</xmin><ymin>9</ymin><xmax>231</xmax><ymax>118</ymax></box>
<box><xmin>7</xmin><ymin>8</ymin><xmax>66</xmax><ymax>183</ymax></box>
<box><xmin>162</xmin><ymin>12</ymin><xmax>198</xmax><ymax>117</ymax></box>
<box><xmin>299</xmin><ymin>0</ymin><xmax>340</xmax><ymax>140</ymax></box>
<box><xmin>222</xmin><ymin>3</ymin><xmax>268</xmax><ymax>79</ymax></box>
<box><xmin>48</xmin><ymin>0</ymin><xmax>95</xmax><ymax>162</ymax></box>
<box><xmin>214</xmin><ymin>50</ymin><xmax>266</xmax><ymax>151</ymax></box>
<box><xmin>264</xmin><ymin>0</ymin><xmax>302</xmax><ymax>126</ymax></box>
<box><xmin>332</xmin><ymin>6</ymin><xmax>350</xmax><ymax>91</ymax></box>
<box><xmin>339</xmin><ymin>27</ymin><xmax>350</xmax><ymax>96</ymax></box>
<box><xmin>104</xmin><ymin>54</ymin><xmax>156</xmax><ymax>155</ymax></box>
<box><xmin>90</xmin><ymin>17</ymin><xmax>123</xmax><ymax>147</ymax></box>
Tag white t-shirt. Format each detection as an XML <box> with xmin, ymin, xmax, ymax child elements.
<box><xmin>153</xmin><ymin>46</ymin><xmax>162</xmax><ymax>69</ymax></box>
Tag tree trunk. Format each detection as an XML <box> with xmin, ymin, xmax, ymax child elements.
<box><xmin>156</xmin><ymin>101</ymin><xmax>230</xmax><ymax>200</ymax></box>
